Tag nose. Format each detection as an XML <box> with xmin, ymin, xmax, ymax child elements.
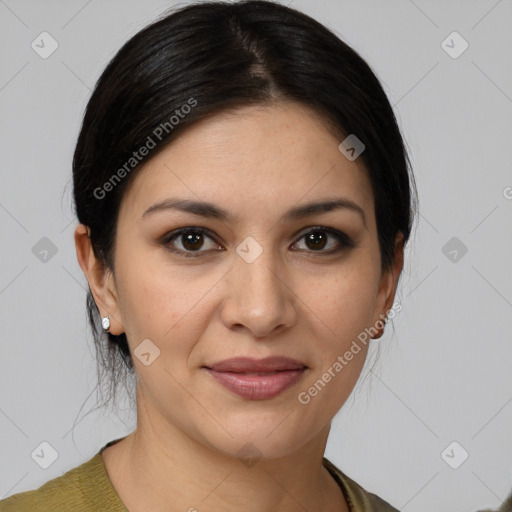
<box><xmin>219</xmin><ymin>245</ymin><xmax>298</xmax><ymax>339</ymax></box>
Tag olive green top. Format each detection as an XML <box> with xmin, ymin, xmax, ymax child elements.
<box><xmin>0</xmin><ymin>438</ymin><xmax>397</xmax><ymax>511</ymax></box>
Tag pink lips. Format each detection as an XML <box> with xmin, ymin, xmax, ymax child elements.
<box><xmin>204</xmin><ymin>356</ymin><xmax>307</xmax><ymax>400</ymax></box>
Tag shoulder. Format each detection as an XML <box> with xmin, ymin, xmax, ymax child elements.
<box><xmin>0</xmin><ymin>450</ymin><xmax>124</xmax><ymax>512</ymax></box>
<box><xmin>322</xmin><ymin>457</ymin><xmax>399</xmax><ymax>512</ymax></box>
<box><xmin>476</xmin><ymin>489</ymin><xmax>512</xmax><ymax>512</ymax></box>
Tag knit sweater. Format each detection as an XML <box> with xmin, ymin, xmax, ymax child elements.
<box><xmin>3</xmin><ymin>440</ymin><xmax>511</xmax><ymax>511</ymax></box>
<box><xmin>0</xmin><ymin>439</ymin><xmax>398</xmax><ymax>511</ymax></box>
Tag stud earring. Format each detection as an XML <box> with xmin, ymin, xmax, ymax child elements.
<box><xmin>102</xmin><ymin>316</ymin><xmax>110</xmax><ymax>332</ymax></box>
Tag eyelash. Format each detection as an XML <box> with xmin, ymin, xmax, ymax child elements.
<box><xmin>161</xmin><ymin>226</ymin><xmax>355</xmax><ymax>258</ymax></box>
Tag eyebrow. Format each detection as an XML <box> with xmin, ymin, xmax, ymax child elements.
<box><xmin>142</xmin><ymin>197</ymin><xmax>367</xmax><ymax>227</ymax></box>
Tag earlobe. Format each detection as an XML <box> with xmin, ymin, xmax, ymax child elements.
<box><xmin>73</xmin><ymin>223</ymin><xmax>124</xmax><ymax>335</ymax></box>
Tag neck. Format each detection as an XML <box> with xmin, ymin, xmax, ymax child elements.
<box><xmin>102</xmin><ymin>400</ymin><xmax>349</xmax><ymax>512</ymax></box>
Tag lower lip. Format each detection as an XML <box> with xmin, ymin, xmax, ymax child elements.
<box><xmin>204</xmin><ymin>368</ymin><xmax>306</xmax><ymax>400</ymax></box>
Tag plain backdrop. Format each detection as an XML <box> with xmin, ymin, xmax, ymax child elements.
<box><xmin>1</xmin><ymin>1</ymin><xmax>511</xmax><ymax>511</ymax></box>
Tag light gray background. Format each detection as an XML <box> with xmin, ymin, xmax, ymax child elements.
<box><xmin>1</xmin><ymin>0</ymin><xmax>511</xmax><ymax>510</ymax></box>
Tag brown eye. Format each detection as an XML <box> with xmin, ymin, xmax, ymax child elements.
<box><xmin>181</xmin><ymin>232</ymin><xmax>205</xmax><ymax>251</ymax></box>
<box><xmin>292</xmin><ymin>228</ymin><xmax>355</xmax><ymax>253</ymax></box>
<box><xmin>163</xmin><ymin>228</ymin><xmax>222</xmax><ymax>257</ymax></box>
<box><xmin>304</xmin><ymin>231</ymin><xmax>328</xmax><ymax>250</ymax></box>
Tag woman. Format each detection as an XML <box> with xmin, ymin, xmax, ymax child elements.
<box><xmin>1</xmin><ymin>1</ymin><xmax>437</xmax><ymax>510</ymax></box>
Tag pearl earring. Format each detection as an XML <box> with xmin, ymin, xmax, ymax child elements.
<box><xmin>102</xmin><ymin>316</ymin><xmax>110</xmax><ymax>332</ymax></box>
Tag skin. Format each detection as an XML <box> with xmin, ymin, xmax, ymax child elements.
<box><xmin>75</xmin><ymin>102</ymin><xmax>403</xmax><ymax>512</ymax></box>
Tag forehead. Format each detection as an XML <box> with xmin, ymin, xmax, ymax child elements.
<box><xmin>119</xmin><ymin>102</ymin><xmax>374</xmax><ymax>224</ymax></box>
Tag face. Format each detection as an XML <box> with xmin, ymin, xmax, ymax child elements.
<box><xmin>78</xmin><ymin>102</ymin><xmax>402</xmax><ymax>460</ymax></box>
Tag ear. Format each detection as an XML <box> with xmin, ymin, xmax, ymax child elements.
<box><xmin>74</xmin><ymin>224</ymin><xmax>124</xmax><ymax>335</ymax></box>
<box><xmin>371</xmin><ymin>231</ymin><xmax>404</xmax><ymax>328</ymax></box>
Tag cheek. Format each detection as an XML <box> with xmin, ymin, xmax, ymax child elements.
<box><xmin>296</xmin><ymin>271</ymin><xmax>377</xmax><ymax>414</ymax></box>
<box><xmin>115</xmin><ymin>256</ymin><xmax>218</xmax><ymax>355</ymax></box>
<box><xmin>117</xmin><ymin>269</ymin><xmax>171</xmax><ymax>338</ymax></box>
<box><xmin>305</xmin><ymin>263</ymin><xmax>379</xmax><ymax>345</ymax></box>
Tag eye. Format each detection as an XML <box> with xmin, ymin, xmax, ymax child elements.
<box><xmin>162</xmin><ymin>226</ymin><xmax>354</xmax><ymax>258</ymax></box>
<box><xmin>291</xmin><ymin>227</ymin><xmax>354</xmax><ymax>253</ymax></box>
<box><xmin>163</xmin><ymin>228</ymin><xmax>222</xmax><ymax>257</ymax></box>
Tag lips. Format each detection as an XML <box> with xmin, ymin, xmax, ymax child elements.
<box><xmin>203</xmin><ymin>356</ymin><xmax>307</xmax><ymax>400</ymax></box>
<box><xmin>206</xmin><ymin>356</ymin><xmax>307</xmax><ymax>373</ymax></box>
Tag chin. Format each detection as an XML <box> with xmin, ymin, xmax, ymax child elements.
<box><xmin>192</xmin><ymin>410</ymin><xmax>316</xmax><ymax>463</ymax></box>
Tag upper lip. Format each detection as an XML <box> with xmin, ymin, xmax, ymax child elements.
<box><xmin>205</xmin><ymin>356</ymin><xmax>307</xmax><ymax>373</ymax></box>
